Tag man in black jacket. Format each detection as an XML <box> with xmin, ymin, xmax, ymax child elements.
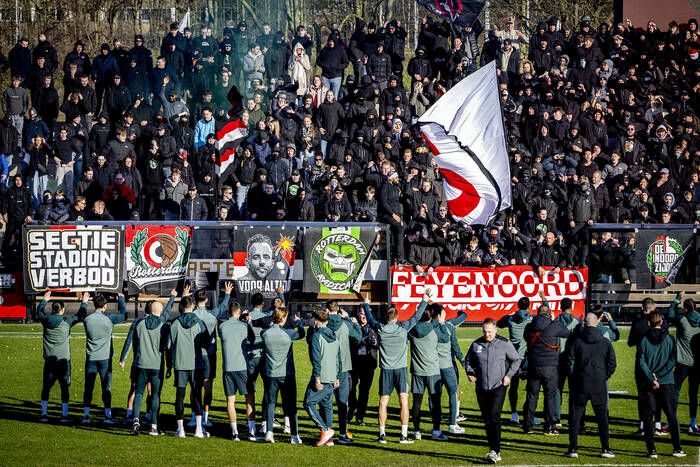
<box><xmin>522</xmin><ymin>305</ymin><xmax>570</xmax><ymax>435</ymax></box>
<box><xmin>531</xmin><ymin>232</ymin><xmax>567</xmax><ymax>276</ymax></box>
<box><xmin>348</xmin><ymin>305</ymin><xmax>378</xmax><ymax>426</ymax></box>
<box><xmin>1</xmin><ymin>175</ymin><xmax>33</xmax><ymax>258</ymax></box>
<box><xmin>378</xmin><ymin>171</ymin><xmax>406</xmax><ymax>263</ymax></box>
<box><xmin>564</xmin><ymin>313</ymin><xmax>616</xmax><ymax>458</ymax></box>
<box><xmin>317</xmin><ymin>36</ymin><xmax>349</xmax><ymax>100</ymax></box>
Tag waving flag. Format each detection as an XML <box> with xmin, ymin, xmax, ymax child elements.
<box><xmin>418</xmin><ymin>61</ymin><xmax>510</xmax><ymax>226</ymax></box>
<box><xmin>416</xmin><ymin>0</ymin><xmax>484</xmax><ymax>28</ymax></box>
<box><xmin>215</xmin><ymin>119</ymin><xmax>247</xmax><ymax>176</ymax></box>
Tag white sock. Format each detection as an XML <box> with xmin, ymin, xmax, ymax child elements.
<box><xmin>203</xmin><ymin>411</ymin><xmax>208</xmax><ymax>423</ymax></box>
<box><xmin>456</xmin><ymin>400</ymin><xmax>461</xmax><ymax>413</ymax></box>
<box><xmin>196</xmin><ymin>415</ymin><xmax>203</xmax><ymax>431</ymax></box>
<box><xmin>177</xmin><ymin>419</ymin><xmax>184</xmax><ymax>430</ymax></box>
<box><xmin>231</xmin><ymin>423</ymin><xmax>238</xmax><ymax>435</ymax></box>
<box><xmin>640</xmin><ymin>421</ymin><xmax>644</xmax><ymax>429</ymax></box>
<box><xmin>261</xmin><ymin>421</ymin><xmax>267</xmax><ymax>432</ymax></box>
<box><xmin>379</xmin><ymin>425</ymin><xmax>386</xmax><ymax>436</ymax></box>
<box><xmin>401</xmin><ymin>424</ymin><xmax>408</xmax><ymax>437</ymax></box>
<box><xmin>104</xmin><ymin>408</ymin><xmax>112</xmax><ymax>419</ymax></box>
<box><xmin>284</xmin><ymin>416</ymin><xmax>290</xmax><ymax>426</ymax></box>
<box><xmin>83</xmin><ymin>407</ymin><xmax>90</xmax><ymax>417</ymax></box>
<box><xmin>151</xmin><ymin>424</ymin><xmax>157</xmax><ymax>430</ymax></box>
<box><xmin>655</xmin><ymin>421</ymin><xmax>661</xmax><ymax>430</ymax></box>
<box><xmin>248</xmin><ymin>420</ymin><xmax>255</xmax><ymax>433</ymax></box>
<box><xmin>41</xmin><ymin>400</ymin><xmax>48</xmax><ymax>415</ymax></box>
<box><xmin>62</xmin><ymin>403</ymin><xmax>69</xmax><ymax>417</ymax></box>
<box><xmin>126</xmin><ymin>408</ymin><xmax>132</xmax><ymax>418</ymax></box>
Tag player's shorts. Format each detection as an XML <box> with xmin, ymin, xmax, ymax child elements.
<box><xmin>411</xmin><ymin>373</ymin><xmax>441</xmax><ymax>395</ymax></box>
<box><xmin>379</xmin><ymin>367</ymin><xmax>409</xmax><ymax>396</ymax></box>
<box><xmin>223</xmin><ymin>370</ymin><xmax>249</xmax><ymax>396</ymax></box>
<box><xmin>174</xmin><ymin>369</ymin><xmax>195</xmax><ymax>388</ymax></box>
<box><xmin>43</xmin><ymin>358</ymin><xmax>71</xmax><ymax>387</ymax></box>
<box><xmin>246</xmin><ymin>355</ymin><xmax>264</xmax><ymax>393</ymax></box>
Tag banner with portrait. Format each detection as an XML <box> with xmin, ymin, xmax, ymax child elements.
<box><xmin>126</xmin><ymin>225</ymin><xmax>193</xmax><ymax>294</ymax></box>
<box><xmin>23</xmin><ymin>225</ymin><xmax>124</xmax><ymax>293</ymax></box>
<box><xmin>634</xmin><ymin>229</ymin><xmax>696</xmax><ymax>289</ymax></box>
<box><xmin>231</xmin><ymin>226</ymin><xmax>299</xmax><ymax>304</ymax></box>
<box><xmin>391</xmin><ymin>265</ymin><xmax>588</xmax><ymax>321</ymax></box>
<box><xmin>303</xmin><ymin>226</ymin><xmax>377</xmax><ymax>294</ymax></box>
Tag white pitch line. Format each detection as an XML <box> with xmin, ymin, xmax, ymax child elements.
<box><xmin>0</xmin><ymin>333</ymin><xmax>128</xmax><ymax>339</ymax></box>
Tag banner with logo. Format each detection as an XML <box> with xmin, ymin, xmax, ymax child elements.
<box><xmin>23</xmin><ymin>225</ymin><xmax>124</xmax><ymax>293</ymax></box>
<box><xmin>126</xmin><ymin>225</ymin><xmax>193</xmax><ymax>294</ymax></box>
<box><xmin>303</xmin><ymin>227</ymin><xmax>376</xmax><ymax>294</ymax></box>
<box><xmin>635</xmin><ymin>229</ymin><xmax>696</xmax><ymax>289</ymax></box>
<box><xmin>231</xmin><ymin>226</ymin><xmax>299</xmax><ymax>303</ymax></box>
<box><xmin>391</xmin><ymin>265</ymin><xmax>588</xmax><ymax>321</ymax></box>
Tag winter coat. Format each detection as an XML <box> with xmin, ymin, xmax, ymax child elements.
<box><xmin>523</xmin><ymin>315</ymin><xmax>570</xmax><ymax>367</ymax></box>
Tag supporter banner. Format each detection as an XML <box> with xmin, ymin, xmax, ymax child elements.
<box><xmin>231</xmin><ymin>226</ymin><xmax>299</xmax><ymax>301</ymax></box>
<box><xmin>126</xmin><ymin>225</ymin><xmax>193</xmax><ymax>294</ymax></box>
<box><xmin>303</xmin><ymin>227</ymin><xmax>376</xmax><ymax>294</ymax></box>
<box><xmin>23</xmin><ymin>225</ymin><xmax>124</xmax><ymax>293</ymax></box>
<box><xmin>391</xmin><ymin>265</ymin><xmax>588</xmax><ymax>321</ymax></box>
<box><xmin>635</xmin><ymin>229</ymin><xmax>696</xmax><ymax>288</ymax></box>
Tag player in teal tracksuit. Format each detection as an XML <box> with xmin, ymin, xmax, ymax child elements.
<box><xmin>122</xmin><ymin>288</ymin><xmax>179</xmax><ymax>424</ymax></box>
<box><xmin>409</xmin><ymin>303</ymin><xmax>450</xmax><ymax>441</ymax></box>
<box><xmin>261</xmin><ymin>307</ymin><xmax>305</xmax><ymax>444</ymax></box>
<box><xmin>187</xmin><ymin>282</ymin><xmax>233</xmax><ymax>428</ymax></box>
<box><xmin>432</xmin><ymin>305</ymin><xmax>467</xmax><ymax>434</ymax></box>
<box><xmin>82</xmin><ymin>292</ymin><xmax>127</xmax><ymax>424</ymax></box>
<box><xmin>166</xmin><ymin>295</ymin><xmax>210</xmax><ymax>438</ymax></box>
<box><xmin>363</xmin><ymin>289</ymin><xmax>432</xmax><ymax>444</ymax></box>
<box><xmin>38</xmin><ymin>291</ymin><xmax>88</xmax><ymax>423</ymax></box>
<box><xmin>219</xmin><ymin>302</ymin><xmax>255</xmax><ymax>441</ymax></box>
<box><xmin>324</xmin><ymin>300</ymin><xmax>362</xmax><ymax>445</ymax></box>
<box><xmin>304</xmin><ymin>310</ymin><xmax>341</xmax><ymax>447</ymax></box>
<box><xmin>244</xmin><ymin>292</ymin><xmax>271</xmax><ymax>439</ymax></box>
<box><xmin>119</xmin><ymin>291</ymin><xmax>177</xmax><ymax>435</ymax></box>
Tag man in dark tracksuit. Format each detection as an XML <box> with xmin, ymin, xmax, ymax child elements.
<box><xmin>554</xmin><ymin>298</ymin><xmax>580</xmax><ymax>426</ymax></box>
<box><xmin>522</xmin><ymin>305</ymin><xmax>570</xmax><ymax>435</ymax></box>
<box><xmin>636</xmin><ymin>311</ymin><xmax>686</xmax><ymax>458</ymax></box>
<box><xmin>166</xmin><ymin>296</ymin><xmax>210</xmax><ymax>438</ymax></box>
<box><xmin>119</xmin><ymin>292</ymin><xmax>176</xmax><ymax>435</ymax></box>
<box><xmin>564</xmin><ymin>313</ymin><xmax>616</xmax><ymax>458</ymax></box>
<box><xmin>82</xmin><ymin>292</ymin><xmax>127</xmax><ymax>424</ymax></box>
<box><xmin>628</xmin><ymin>297</ymin><xmax>670</xmax><ymax>433</ymax></box>
<box><xmin>38</xmin><ymin>291</ymin><xmax>88</xmax><ymax>422</ymax></box>
<box><xmin>465</xmin><ymin>318</ymin><xmax>521</xmax><ymax>464</ymax></box>
<box><xmin>348</xmin><ymin>306</ymin><xmax>379</xmax><ymax>426</ymax></box>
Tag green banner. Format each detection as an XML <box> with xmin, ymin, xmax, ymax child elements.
<box><xmin>303</xmin><ymin>226</ymin><xmax>373</xmax><ymax>294</ymax></box>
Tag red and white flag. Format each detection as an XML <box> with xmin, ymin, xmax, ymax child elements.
<box><xmin>215</xmin><ymin>118</ymin><xmax>247</xmax><ymax>176</ymax></box>
<box><xmin>418</xmin><ymin>61</ymin><xmax>511</xmax><ymax>225</ymax></box>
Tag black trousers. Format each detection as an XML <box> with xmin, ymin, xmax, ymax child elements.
<box><xmin>476</xmin><ymin>385</ymin><xmax>507</xmax><ymax>453</ymax></box>
<box><xmin>523</xmin><ymin>365</ymin><xmax>558</xmax><ymax>431</ymax></box>
<box><xmin>349</xmin><ymin>365</ymin><xmax>375</xmax><ymax>421</ymax></box>
<box><xmin>382</xmin><ymin>214</ymin><xmax>405</xmax><ymax>261</ymax></box>
<box><xmin>568</xmin><ymin>392</ymin><xmax>609</xmax><ymax>451</ymax></box>
<box><xmin>641</xmin><ymin>383</ymin><xmax>682</xmax><ymax>452</ymax></box>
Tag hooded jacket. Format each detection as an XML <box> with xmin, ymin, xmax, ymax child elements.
<box><xmin>497</xmin><ymin>308</ymin><xmax>533</xmax><ymax>358</ymax></box>
<box><xmin>637</xmin><ymin>326</ymin><xmax>676</xmax><ymax>387</ymax></box>
<box><xmin>168</xmin><ymin>312</ymin><xmax>208</xmax><ymax>371</ymax></box>
<box><xmin>307</xmin><ymin>325</ymin><xmax>341</xmax><ymax>384</ymax></box>
<box><xmin>523</xmin><ymin>314</ymin><xmax>570</xmax><ymax>367</ymax></box>
<box><xmin>668</xmin><ymin>304</ymin><xmax>700</xmax><ymax>367</ymax></box>
<box><xmin>565</xmin><ymin>325</ymin><xmax>616</xmax><ymax>398</ymax></box>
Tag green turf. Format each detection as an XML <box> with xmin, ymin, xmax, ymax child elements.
<box><xmin>0</xmin><ymin>324</ymin><xmax>698</xmax><ymax>465</ymax></box>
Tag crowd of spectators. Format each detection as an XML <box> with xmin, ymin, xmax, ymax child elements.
<box><xmin>0</xmin><ymin>15</ymin><xmax>698</xmax><ymax>276</ymax></box>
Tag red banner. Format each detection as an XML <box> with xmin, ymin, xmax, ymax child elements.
<box><xmin>391</xmin><ymin>266</ymin><xmax>588</xmax><ymax>322</ymax></box>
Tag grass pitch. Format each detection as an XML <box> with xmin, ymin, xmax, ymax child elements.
<box><xmin>0</xmin><ymin>324</ymin><xmax>698</xmax><ymax>465</ymax></box>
